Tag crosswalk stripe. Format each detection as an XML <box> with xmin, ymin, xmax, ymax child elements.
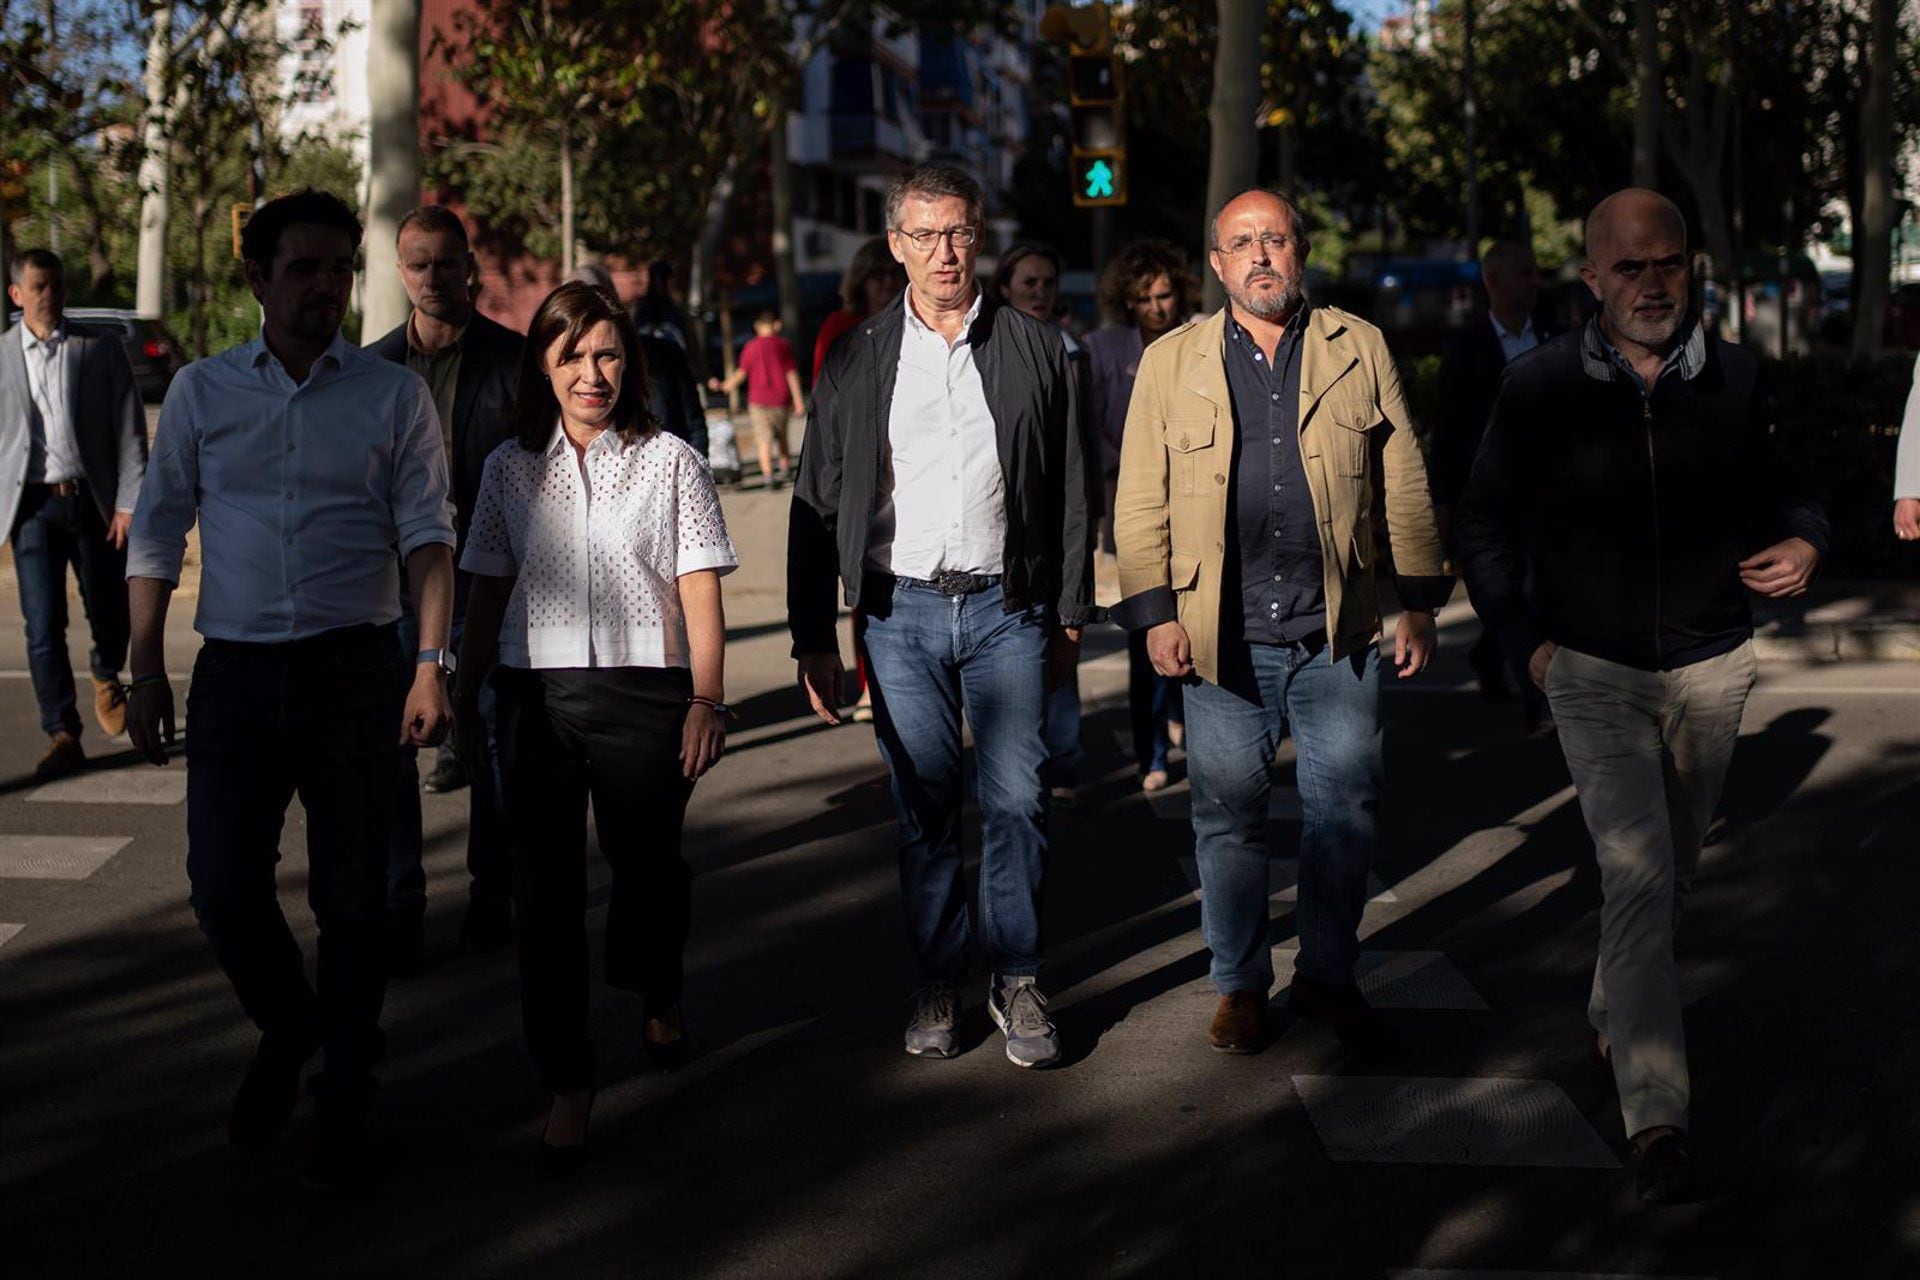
<box><xmin>1275</xmin><ymin>948</ymin><xmax>1488</xmax><ymax>1011</ymax></box>
<box><xmin>1293</xmin><ymin>1074</ymin><xmax>1618</xmax><ymax>1168</ymax></box>
<box><xmin>27</xmin><ymin>769</ymin><xmax>187</xmax><ymax>805</ymax></box>
<box><xmin>0</xmin><ymin>923</ymin><xmax>22</xmax><ymax>949</ymax></box>
<box><xmin>0</xmin><ymin>835</ymin><xmax>134</xmax><ymax>880</ymax></box>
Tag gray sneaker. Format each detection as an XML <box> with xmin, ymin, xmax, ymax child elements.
<box><xmin>988</xmin><ymin>975</ymin><xmax>1061</xmax><ymax>1068</ymax></box>
<box><xmin>904</xmin><ymin>983</ymin><xmax>960</xmax><ymax>1058</ymax></box>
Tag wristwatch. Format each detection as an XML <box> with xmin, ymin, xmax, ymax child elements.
<box><xmin>416</xmin><ymin>647</ymin><xmax>458</xmax><ymax>676</ymax></box>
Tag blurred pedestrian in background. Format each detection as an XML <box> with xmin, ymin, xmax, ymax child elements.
<box><xmin>1894</xmin><ymin>352</ymin><xmax>1919</xmax><ymax>541</ymax></box>
<box><xmin>1459</xmin><ymin>189</ymin><xmax>1828</xmax><ymax>1204</ymax></box>
<box><xmin>1428</xmin><ymin>238</ymin><xmax>1552</xmax><ymax>731</ymax></box>
<box><xmin>126</xmin><ymin>189</ymin><xmax>456</xmax><ymax>1195</ymax></box>
<box><xmin>1088</xmin><ymin>239</ymin><xmax>1196</xmax><ymax>791</ymax></box>
<box><xmin>814</xmin><ymin>236</ymin><xmax>906</xmax><ymax>380</ymax></box>
<box><xmin>814</xmin><ymin>237</ymin><xmax>907</xmax><ymax>723</ymax></box>
<box><xmin>1</xmin><ymin>247</ymin><xmax>147</xmax><ymax>780</ymax></box>
<box><xmin>994</xmin><ymin>241</ymin><xmax>1095</xmax><ymax>807</ymax></box>
<box><xmin>369</xmin><ymin>205</ymin><xmax>523</xmax><ymax>969</ymax></box>
<box><xmin>1114</xmin><ymin>189</ymin><xmax>1448</xmax><ymax>1060</ymax></box>
<box><xmin>710</xmin><ymin>311</ymin><xmax>804</xmax><ymax>489</ymax></box>
<box><xmin>457</xmin><ymin>282</ymin><xmax>736</xmax><ymax>1168</ymax></box>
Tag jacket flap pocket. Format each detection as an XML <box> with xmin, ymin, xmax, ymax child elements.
<box><xmin>1165</xmin><ymin>417</ymin><xmax>1216</xmax><ymax>453</ymax></box>
<box><xmin>1170</xmin><ymin>550</ymin><xmax>1203</xmax><ymax>591</ymax></box>
<box><xmin>1320</xmin><ymin>390</ymin><xmax>1376</xmax><ymax>433</ymax></box>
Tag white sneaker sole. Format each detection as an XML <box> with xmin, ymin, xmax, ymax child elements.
<box><xmin>988</xmin><ymin>999</ymin><xmax>1060</xmax><ymax>1069</ymax></box>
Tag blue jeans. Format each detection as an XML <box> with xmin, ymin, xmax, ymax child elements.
<box><xmin>1184</xmin><ymin>638</ymin><xmax>1382</xmax><ymax>994</ymax></box>
<box><xmin>9</xmin><ymin>485</ymin><xmax>128</xmax><ymax>738</ymax></box>
<box><xmin>1043</xmin><ymin>675</ymin><xmax>1084</xmax><ymax>788</ymax></box>
<box><xmin>1127</xmin><ymin>630</ymin><xmax>1180</xmax><ymax>775</ymax></box>
<box><xmin>858</xmin><ymin>577</ymin><xmax>1050</xmax><ymax>983</ymax></box>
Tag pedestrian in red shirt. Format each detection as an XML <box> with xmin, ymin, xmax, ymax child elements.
<box><xmin>710</xmin><ymin>312</ymin><xmax>804</xmax><ymax>489</ymax></box>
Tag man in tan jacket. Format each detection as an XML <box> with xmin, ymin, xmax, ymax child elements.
<box><xmin>1112</xmin><ymin>189</ymin><xmax>1450</xmax><ymax>1055</ymax></box>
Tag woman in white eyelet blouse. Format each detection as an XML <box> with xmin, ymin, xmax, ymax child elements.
<box><xmin>454</xmin><ymin>282</ymin><xmax>736</xmax><ymax>1166</ymax></box>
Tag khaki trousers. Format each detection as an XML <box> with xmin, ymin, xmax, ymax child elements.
<box><xmin>1545</xmin><ymin>641</ymin><xmax>1756</xmax><ymax>1137</ymax></box>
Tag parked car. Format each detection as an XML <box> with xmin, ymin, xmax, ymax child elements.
<box><xmin>6</xmin><ymin>307</ymin><xmax>187</xmax><ymax>402</ymax></box>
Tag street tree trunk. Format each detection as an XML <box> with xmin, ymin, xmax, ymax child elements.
<box><xmin>135</xmin><ymin>5</ymin><xmax>173</xmax><ymax>319</ymax></box>
<box><xmin>1632</xmin><ymin>0</ymin><xmax>1661</xmax><ymax>186</ymax></box>
<box><xmin>769</xmin><ymin>99</ymin><xmax>801</xmax><ymax>343</ymax></box>
<box><xmin>1203</xmin><ymin>0</ymin><xmax>1264</xmax><ymax>312</ymax></box>
<box><xmin>362</xmin><ymin>0</ymin><xmax>421</xmax><ymax>343</ymax></box>
<box><xmin>1853</xmin><ymin>0</ymin><xmax>1895</xmax><ymax>353</ymax></box>
<box><xmin>559</xmin><ymin>124</ymin><xmax>576</xmax><ymax>276</ymax></box>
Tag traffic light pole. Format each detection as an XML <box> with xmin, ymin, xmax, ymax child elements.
<box><xmin>1092</xmin><ymin>207</ymin><xmax>1112</xmax><ymax>275</ymax></box>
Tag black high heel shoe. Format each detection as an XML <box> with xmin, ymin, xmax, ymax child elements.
<box><xmin>538</xmin><ymin>1088</ymin><xmax>594</xmax><ymax>1175</ymax></box>
<box><xmin>643</xmin><ymin>1006</ymin><xmax>689</xmax><ymax>1073</ymax></box>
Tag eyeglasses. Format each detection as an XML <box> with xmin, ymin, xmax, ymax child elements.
<box><xmin>1216</xmin><ymin>232</ymin><xmax>1301</xmax><ymax>258</ymax></box>
<box><xmin>892</xmin><ymin>225</ymin><xmax>980</xmax><ymax>252</ymax></box>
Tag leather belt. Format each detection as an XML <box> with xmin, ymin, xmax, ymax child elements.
<box><xmin>30</xmin><ymin>480</ymin><xmax>82</xmax><ymax>497</ymax></box>
<box><xmin>929</xmin><ymin>570</ymin><xmax>999</xmax><ymax>597</ymax></box>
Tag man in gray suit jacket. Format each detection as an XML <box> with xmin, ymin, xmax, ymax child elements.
<box><xmin>2</xmin><ymin>249</ymin><xmax>146</xmax><ymax>778</ymax></box>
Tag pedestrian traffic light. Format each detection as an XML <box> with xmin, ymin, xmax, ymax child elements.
<box><xmin>1042</xmin><ymin>2</ymin><xmax>1126</xmax><ymax>208</ymax></box>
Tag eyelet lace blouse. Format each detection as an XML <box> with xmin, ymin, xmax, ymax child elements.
<box><xmin>460</xmin><ymin>424</ymin><xmax>737</xmax><ymax>669</ymax></box>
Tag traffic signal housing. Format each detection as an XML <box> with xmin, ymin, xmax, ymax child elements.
<box><xmin>1044</xmin><ymin>2</ymin><xmax>1126</xmax><ymax>208</ymax></box>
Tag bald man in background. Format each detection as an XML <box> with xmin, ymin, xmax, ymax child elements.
<box><xmin>1458</xmin><ymin>189</ymin><xmax>1827</xmax><ymax>1204</ymax></box>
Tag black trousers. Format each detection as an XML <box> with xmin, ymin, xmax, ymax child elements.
<box><xmin>496</xmin><ymin>666</ymin><xmax>696</xmax><ymax>1093</ymax></box>
<box><xmin>185</xmin><ymin>623</ymin><xmax>408</xmax><ymax>1096</ymax></box>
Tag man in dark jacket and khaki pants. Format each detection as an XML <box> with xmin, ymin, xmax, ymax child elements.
<box><xmin>1113</xmin><ymin>189</ymin><xmax>1451</xmax><ymax>1060</ymax></box>
<box><xmin>1460</xmin><ymin>188</ymin><xmax>1826</xmax><ymax>1204</ymax></box>
<box><xmin>789</xmin><ymin>163</ymin><xmax>1097</xmax><ymax>1070</ymax></box>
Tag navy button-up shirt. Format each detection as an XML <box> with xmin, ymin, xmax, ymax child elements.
<box><xmin>1223</xmin><ymin>307</ymin><xmax>1325</xmax><ymax>645</ymax></box>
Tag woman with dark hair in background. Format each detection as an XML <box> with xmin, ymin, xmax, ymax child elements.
<box><xmin>1087</xmin><ymin>239</ymin><xmax>1199</xmax><ymax>791</ymax></box>
<box><xmin>994</xmin><ymin>242</ymin><xmax>1093</xmax><ymax>807</ymax></box>
<box><xmin>814</xmin><ymin>237</ymin><xmax>906</xmax><ymax>723</ymax></box>
<box><xmin>456</xmin><ymin>281</ymin><xmax>737</xmax><ymax>1168</ymax></box>
<box><xmin>814</xmin><ymin>236</ymin><xmax>906</xmax><ymax>380</ymax></box>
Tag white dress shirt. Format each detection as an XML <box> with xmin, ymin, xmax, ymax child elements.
<box><xmin>21</xmin><ymin>323</ymin><xmax>83</xmax><ymax>485</ymax></box>
<box><xmin>1491</xmin><ymin>312</ymin><xmax>1540</xmax><ymax>365</ymax></box>
<box><xmin>128</xmin><ymin>331</ymin><xmax>456</xmax><ymax>642</ymax></box>
<box><xmin>460</xmin><ymin>425</ymin><xmax>737</xmax><ymax>669</ymax></box>
<box><xmin>867</xmin><ymin>288</ymin><xmax>1006</xmax><ymax>578</ymax></box>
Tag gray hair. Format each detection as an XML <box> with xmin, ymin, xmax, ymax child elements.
<box><xmin>884</xmin><ymin>163</ymin><xmax>986</xmax><ymax>230</ymax></box>
<box><xmin>1207</xmin><ymin>189</ymin><xmax>1311</xmax><ymax>251</ymax></box>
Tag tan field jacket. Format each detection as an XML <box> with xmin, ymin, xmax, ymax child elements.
<box><xmin>1112</xmin><ymin>305</ymin><xmax>1450</xmax><ymax>685</ymax></box>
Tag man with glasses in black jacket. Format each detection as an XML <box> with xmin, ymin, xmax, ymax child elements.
<box><xmin>788</xmin><ymin>163</ymin><xmax>1097</xmax><ymax>1070</ymax></box>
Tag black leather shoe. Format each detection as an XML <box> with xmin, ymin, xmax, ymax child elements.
<box><xmin>1634</xmin><ymin>1132</ymin><xmax>1699</xmax><ymax>1204</ymax></box>
<box><xmin>229</xmin><ymin>1034</ymin><xmax>317</xmax><ymax>1151</ymax></box>
<box><xmin>458</xmin><ymin>895</ymin><xmax>513</xmax><ymax>953</ymax></box>
<box><xmin>422</xmin><ymin>759</ymin><xmax>468</xmax><ymax>793</ymax></box>
<box><xmin>1288</xmin><ymin>974</ymin><xmax>1406</xmax><ymax>1059</ymax></box>
<box><xmin>302</xmin><ymin>1091</ymin><xmax>380</xmax><ymax>1200</ymax></box>
<box><xmin>643</xmin><ymin>1006</ymin><xmax>689</xmax><ymax>1073</ymax></box>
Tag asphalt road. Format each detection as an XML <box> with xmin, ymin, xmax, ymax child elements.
<box><xmin>2</xmin><ymin>484</ymin><xmax>1917</xmax><ymax>1279</ymax></box>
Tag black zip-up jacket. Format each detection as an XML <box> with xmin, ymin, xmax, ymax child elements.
<box><xmin>1457</xmin><ymin>320</ymin><xmax>1829</xmax><ymax>673</ymax></box>
<box><xmin>787</xmin><ymin>291</ymin><xmax>1098</xmax><ymax>657</ymax></box>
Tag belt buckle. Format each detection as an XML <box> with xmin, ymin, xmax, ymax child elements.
<box><xmin>931</xmin><ymin>570</ymin><xmax>974</xmax><ymax>596</ymax></box>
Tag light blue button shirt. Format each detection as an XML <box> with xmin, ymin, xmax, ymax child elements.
<box><xmin>128</xmin><ymin>330</ymin><xmax>455</xmax><ymax>642</ymax></box>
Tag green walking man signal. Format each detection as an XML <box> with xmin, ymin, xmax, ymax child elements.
<box><xmin>1083</xmin><ymin>159</ymin><xmax>1115</xmax><ymax>201</ymax></box>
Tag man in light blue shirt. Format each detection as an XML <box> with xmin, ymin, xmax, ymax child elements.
<box><xmin>125</xmin><ymin>189</ymin><xmax>455</xmax><ymax>1198</ymax></box>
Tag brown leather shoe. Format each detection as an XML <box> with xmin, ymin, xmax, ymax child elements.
<box><xmin>1208</xmin><ymin>990</ymin><xmax>1266</xmax><ymax>1054</ymax></box>
<box><xmin>92</xmin><ymin>676</ymin><xmax>128</xmax><ymax>737</ymax></box>
<box><xmin>36</xmin><ymin>732</ymin><xmax>86</xmax><ymax>780</ymax></box>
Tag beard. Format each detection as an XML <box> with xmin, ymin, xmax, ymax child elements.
<box><xmin>1609</xmin><ymin>297</ymin><xmax>1684</xmax><ymax>348</ymax></box>
<box><xmin>1231</xmin><ymin>265</ymin><xmax>1304</xmax><ymax>321</ymax></box>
